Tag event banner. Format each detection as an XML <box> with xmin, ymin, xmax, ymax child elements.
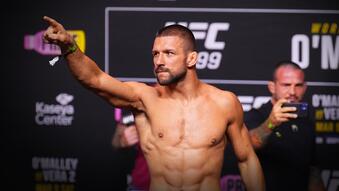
<box><xmin>105</xmin><ymin>7</ymin><xmax>338</xmax><ymax>82</ymax></box>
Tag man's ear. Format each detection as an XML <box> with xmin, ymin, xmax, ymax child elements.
<box><xmin>268</xmin><ymin>81</ymin><xmax>275</xmax><ymax>94</ymax></box>
<box><xmin>187</xmin><ymin>51</ymin><xmax>198</xmax><ymax>68</ymax></box>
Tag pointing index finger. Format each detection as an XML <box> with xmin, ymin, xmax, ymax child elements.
<box><xmin>43</xmin><ymin>16</ymin><xmax>60</xmax><ymax>27</ymax></box>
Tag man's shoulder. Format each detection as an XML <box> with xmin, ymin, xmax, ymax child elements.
<box><xmin>204</xmin><ymin>84</ymin><xmax>236</xmax><ymax>97</ymax></box>
<box><xmin>125</xmin><ymin>82</ymin><xmax>158</xmax><ymax>95</ymax></box>
<box><xmin>203</xmin><ymin>85</ymin><xmax>240</xmax><ymax>110</ymax></box>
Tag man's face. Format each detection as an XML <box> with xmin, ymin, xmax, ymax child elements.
<box><xmin>270</xmin><ymin>66</ymin><xmax>307</xmax><ymax>103</ymax></box>
<box><xmin>152</xmin><ymin>36</ymin><xmax>188</xmax><ymax>85</ymax></box>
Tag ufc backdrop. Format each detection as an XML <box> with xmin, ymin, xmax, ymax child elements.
<box><xmin>6</xmin><ymin>0</ymin><xmax>339</xmax><ymax>191</ymax></box>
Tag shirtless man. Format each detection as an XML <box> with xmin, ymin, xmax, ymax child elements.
<box><xmin>43</xmin><ymin>16</ymin><xmax>264</xmax><ymax>191</ymax></box>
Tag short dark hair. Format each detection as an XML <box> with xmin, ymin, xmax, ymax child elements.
<box><xmin>272</xmin><ymin>60</ymin><xmax>304</xmax><ymax>81</ymax></box>
<box><xmin>156</xmin><ymin>24</ymin><xmax>196</xmax><ymax>51</ymax></box>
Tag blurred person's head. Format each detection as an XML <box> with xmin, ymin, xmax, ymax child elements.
<box><xmin>268</xmin><ymin>61</ymin><xmax>307</xmax><ymax>104</ymax></box>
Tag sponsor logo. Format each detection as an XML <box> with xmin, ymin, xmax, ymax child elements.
<box><xmin>165</xmin><ymin>22</ymin><xmax>230</xmax><ymax>70</ymax></box>
<box><xmin>24</xmin><ymin>30</ymin><xmax>86</xmax><ymax>55</ymax></box>
<box><xmin>322</xmin><ymin>169</ymin><xmax>339</xmax><ymax>191</ymax></box>
<box><xmin>35</xmin><ymin>93</ymin><xmax>75</xmax><ymax>126</ymax></box>
<box><xmin>238</xmin><ymin>96</ymin><xmax>270</xmax><ymax>112</ymax></box>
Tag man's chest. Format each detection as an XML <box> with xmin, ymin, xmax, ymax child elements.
<box><xmin>143</xmin><ymin>101</ymin><xmax>228</xmax><ymax>147</ymax></box>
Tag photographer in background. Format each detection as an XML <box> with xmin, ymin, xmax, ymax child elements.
<box><xmin>112</xmin><ymin>109</ymin><xmax>150</xmax><ymax>191</ymax></box>
<box><xmin>245</xmin><ymin>61</ymin><xmax>325</xmax><ymax>191</ymax></box>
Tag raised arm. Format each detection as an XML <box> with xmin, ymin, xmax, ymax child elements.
<box><xmin>226</xmin><ymin>93</ymin><xmax>265</xmax><ymax>191</ymax></box>
<box><xmin>42</xmin><ymin>16</ymin><xmax>144</xmax><ymax>110</ymax></box>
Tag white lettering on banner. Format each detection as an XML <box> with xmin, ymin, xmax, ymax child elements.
<box><xmin>312</xmin><ymin>94</ymin><xmax>339</xmax><ymax>107</ymax></box>
<box><xmin>32</xmin><ymin>157</ymin><xmax>78</xmax><ymax>170</ymax></box>
<box><xmin>322</xmin><ymin>36</ymin><xmax>339</xmax><ymax>69</ymax></box>
<box><xmin>238</xmin><ymin>96</ymin><xmax>253</xmax><ymax>112</ymax></box>
<box><xmin>40</xmin><ymin>170</ymin><xmax>76</xmax><ymax>183</ymax></box>
<box><xmin>42</xmin><ymin>170</ymin><xmax>68</xmax><ymax>182</ymax></box>
<box><xmin>323</xmin><ymin>108</ymin><xmax>339</xmax><ymax>120</ymax></box>
<box><xmin>312</xmin><ymin>94</ymin><xmax>339</xmax><ymax>140</ymax></box>
<box><xmin>35</xmin><ymin>113</ymin><xmax>73</xmax><ymax>126</ymax></box>
<box><xmin>165</xmin><ymin>22</ymin><xmax>229</xmax><ymax>50</ymax></box>
<box><xmin>291</xmin><ymin>34</ymin><xmax>310</xmax><ymax>69</ymax></box>
<box><xmin>291</xmin><ymin>22</ymin><xmax>339</xmax><ymax>70</ymax></box>
<box><xmin>238</xmin><ymin>96</ymin><xmax>270</xmax><ymax>112</ymax></box>
<box><xmin>35</xmin><ymin>93</ymin><xmax>75</xmax><ymax>127</ymax></box>
<box><xmin>197</xmin><ymin>51</ymin><xmax>222</xmax><ymax>70</ymax></box>
<box><xmin>36</xmin><ymin>103</ymin><xmax>74</xmax><ymax>115</ymax></box>
<box><xmin>32</xmin><ymin>157</ymin><xmax>78</xmax><ymax>184</ymax></box>
<box><xmin>165</xmin><ymin>22</ymin><xmax>229</xmax><ymax>70</ymax></box>
<box><xmin>326</xmin><ymin>137</ymin><xmax>339</xmax><ymax>144</ymax></box>
<box><xmin>322</xmin><ymin>169</ymin><xmax>339</xmax><ymax>191</ymax></box>
<box><xmin>316</xmin><ymin>136</ymin><xmax>324</xmax><ymax>144</ymax></box>
<box><xmin>205</xmin><ymin>23</ymin><xmax>229</xmax><ymax>50</ymax></box>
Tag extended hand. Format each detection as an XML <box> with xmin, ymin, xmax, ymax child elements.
<box><xmin>43</xmin><ymin>16</ymin><xmax>74</xmax><ymax>53</ymax></box>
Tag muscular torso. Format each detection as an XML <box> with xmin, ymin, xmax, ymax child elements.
<box><xmin>133</xmin><ymin>84</ymin><xmax>232</xmax><ymax>191</ymax></box>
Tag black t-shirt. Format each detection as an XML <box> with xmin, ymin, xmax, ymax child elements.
<box><xmin>245</xmin><ymin>101</ymin><xmax>316</xmax><ymax>191</ymax></box>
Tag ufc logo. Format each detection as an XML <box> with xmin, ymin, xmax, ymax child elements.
<box><xmin>238</xmin><ymin>96</ymin><xmax>271</xmax><ymax>112</ymax></box>
<box><xmin>322</xmin><ymin>169</ymin><xmax>339</xmax><ymax>191</ymax></box>
<box><xmin>164</xmin><ymin>22</ymin><xmax>230</xmax><ymax>50</ymax></box>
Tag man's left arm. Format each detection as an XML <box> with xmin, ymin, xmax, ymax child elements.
<box><xmin>226</xmin><ymin>93</ymin><xmax>265</xmax><ymax>191</ymax></box>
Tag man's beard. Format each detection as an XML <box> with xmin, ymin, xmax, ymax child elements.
<box><xmin>155</xmin><ymin>67</ymin><xmax>187</xmax><ymax>85</ymax></box>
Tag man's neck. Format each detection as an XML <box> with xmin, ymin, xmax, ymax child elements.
<box><xmin>163</xmin><ymin>71</ymin><xmax>201</xmax><ymax>100</ymax></box>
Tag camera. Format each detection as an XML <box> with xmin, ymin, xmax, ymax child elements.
<box><xmin>282</xmin><ymin>102</ymin><xmax>308</xmax><ymax>118</ymax></box>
